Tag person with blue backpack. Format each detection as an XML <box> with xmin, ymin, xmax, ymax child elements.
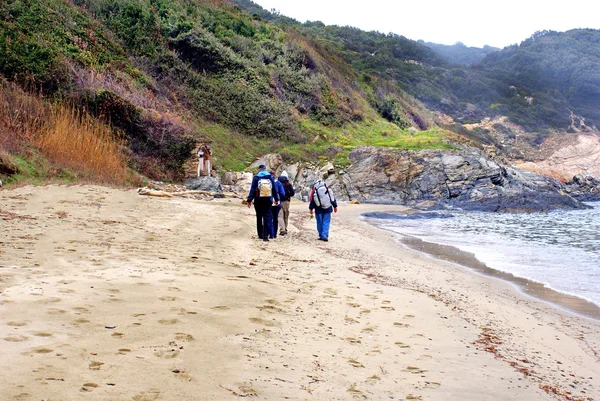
<box><xmin>269</xmin><ymin>171</ymin><xmax>286</xmax><ymax>239</ymax></box>
<box><xmin>247</xmin><ymin>165</ymin><xmax>280</xmax><ymax>242</ymax></box>
<box><xmin>308</xmin><ymin>179</ymin><xmax>338</xmax><ymax>242</ymax></box>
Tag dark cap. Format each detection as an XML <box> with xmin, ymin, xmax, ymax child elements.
<box><xmin>258</xmin><ymin>164</ymin><xmax>266</xmax><ymax>170</ymax></box>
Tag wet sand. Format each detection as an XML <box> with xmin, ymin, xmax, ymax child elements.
<box><xmin>0</xmin><ymin>185</ymin><xmax>598</xmax><ymax>401</ymax></box>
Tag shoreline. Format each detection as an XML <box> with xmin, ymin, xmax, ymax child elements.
<box><xmin>1</xmin><ymin>186</ymin><xmax>598</xmax><ymax>401</ymax></box>
<box><xmin>363</xmin><ymin>218</ymin><xmax>600</xmax><ymax>321</ymax></box>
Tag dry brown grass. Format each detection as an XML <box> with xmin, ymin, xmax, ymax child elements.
<box><xmin>1</xmin><ymin>80</ymin><xmax>129</xmax><ymax>185</ymax></box>
<box><xmin>37</xmin><ymin>107</ymin><xmax>128</xmax><ymax>184</ymax></box>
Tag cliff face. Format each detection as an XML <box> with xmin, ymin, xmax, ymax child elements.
<box><xmin>515</xmin><ymin>134</ymin><xmax>600</xmax><ymax>182</ymax></box>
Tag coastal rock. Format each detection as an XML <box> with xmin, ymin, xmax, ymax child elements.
<box><xmin>185</xmin><ymin>176</ymin><xmax>222</xmax><ymax>193</ymax></box>
<box><xmin>565</xmin><ymin>175</ymin><xmax>600</xmax><ymax>201</ymax></box>
<box><xmin>341</xmin><ymin>147</ymin><xmax>585</xmax><ymax>211</ymax></box>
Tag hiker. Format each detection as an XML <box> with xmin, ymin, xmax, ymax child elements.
<box><xmin>308</xmin><ymin>179</ymin><xmax>338</xmax><ymax>241</ymax></box>
<box><xmin>247</xmin><ymin>165</ymin><xmax>280</xmax><ymax>242</ymax></box>
<box><xmin>277</xmin><ymin>171</ymin><xmax>295</xmax><ymax>235</ymax></box>
<box><xmin>269</xmin><ymin>171</ymin><xmax>286</xmax><ymax>239</ymax></box>
<box><xmin>197</xmin><ymin>144</ymin><xmax>212</xmax><ymax>177</ymax></box>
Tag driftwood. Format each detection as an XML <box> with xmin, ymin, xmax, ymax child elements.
<box><xmin>137</xmin><ymin>188</ymin><xmax>240</xmax><ymax>199</ymax></box>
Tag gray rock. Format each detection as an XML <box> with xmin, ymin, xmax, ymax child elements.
<box><xmin>565</xmin><ymin>175</ymin><xmax>600</xmax><ymax>201</ymax></box>
<box><xmin>185</xmin><ymin>176</ymin><xmax>222</xmax><ymax>193</ymax></box>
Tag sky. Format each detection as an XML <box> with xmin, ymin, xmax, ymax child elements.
<box><xmin>250</xmin><ymin>0</ymin><xmax>600</xmax><ymax>48</ymax></box>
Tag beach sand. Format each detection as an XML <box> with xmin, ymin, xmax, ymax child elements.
<box><xmin>0</xmin><ymin>185</ymin><xmax>598</xmax><ymax>401</ymax></box>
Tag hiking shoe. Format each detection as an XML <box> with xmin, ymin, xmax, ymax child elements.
<box><xmin>263</xmin><ymin>238</ymin><xmax>269</xmax><ymax>242</ymax></box>
<box><xmin>322</xmin><ymin>238</ymin><xmax>328</xmax><ymax>242</ymax></box>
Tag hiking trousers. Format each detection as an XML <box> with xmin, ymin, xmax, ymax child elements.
<box><xmin>278</xmin><ymin>200</ymin><xmax>290</xmax><ymax>234</ymax></box>
<box><xmin>253</xmin><ymin>199</ymin><xmax>273</xmax><ymax>240</ymax></box>
<box><xmin>270</xmin><ymin>205</ymin><xmax>281</xmax><ymax>238</ymax></box>
<box><xmin>315</xmin><ymin>211</ymin><xmax>332</xmax><ymax>239</ymax></box>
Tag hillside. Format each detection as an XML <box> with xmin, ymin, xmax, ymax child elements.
<box><xmin>0</xmin><ymin>0</ymin><xmax>452</xmax><ymax>186</ymax></box>
<box><xmin>1</xmin><ymin>0</ymin><xmax>599</xmax><ymax>188</ymax></box>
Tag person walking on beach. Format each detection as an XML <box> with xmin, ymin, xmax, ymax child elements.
<box><xmin>247</xmin><ymin>165</ymin><xmax>279</xmax><ymax>242</ymax></box>
<box><xmin>269</xmin><ymin>171</ymin><xmax>286</xmax><ymax>239</ymax></box>
<box><xmin>308</xmin><ymin>179</ymin><xmax>337</xmax><ymax>241</ymax></box>
<box><xmin>278</xmin><ymin>171</ymin><xmax>295</xmax><ymax>236</ymax></box>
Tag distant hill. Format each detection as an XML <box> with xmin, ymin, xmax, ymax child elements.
<box><xmin>419</xmin><ymin>41</ymin><xmax>500</xmax><ymax>65</ymax></box>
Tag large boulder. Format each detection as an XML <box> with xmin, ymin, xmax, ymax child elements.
<box><xmin>185</xmin><ymin>176</ymin><xmax>222</xmax><ymax>193</ymax></box>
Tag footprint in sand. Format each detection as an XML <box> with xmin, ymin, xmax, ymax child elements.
<box><xmin>58</xmin><ymin>288</ymin><xmax>75</xmax><ymax>294</ymax></box>
<box><xmin>73</xmin><ymin>318</ymin><xmax>90</xmax><ymax>325</ymax></box>
<box><xmin>159</xmin><ymin>296</ymin><xmax>177</xmax><ymax>302</ymax></box>
<box><xmin>211</xmin><ymin>305</ymin><xmax>230</xmax><ymax>310</ymax></box>
<box><xmin>154</xmin><ymin>350</ymin><xmax>179</xmax><ymax>359</ymax></box>
<box><xmin>345</xmin><ymin>317</ymin><xmax>360</xmax><ymax>324</ymax></box>
<box><xmin>168</xmin><ymin>287</ymin><xmax>181</xmax><ymax>292</ymax></box>
<box><xmin>73</xmin><ymin>307</ymin><xmax>90</xmax><ymax>314</ymax></box>
<box><xmin>80</xmin><ymin>382</ymin><xmax>99</xmax><ymax>392</ymax></box>
<box><xmin>4</xmin><ymin>335</ymin><xmax>29</xmax><ymax>342</ymax></box>
<box><xmin>7</xmin><ymin>321</ymin><xmax>28</xmax><ymax>327</ymax></box>
<box><xmin>132</xmin><ymin>313</ymin><xmax>146</xmax><ymax>318</ymax></box>
<box><xmin>35</xmin><ymin>297</ymin><xmax>62</xmax><ymax>305</ymax></box>
<box><xmin>132</xmin><ymin>389</ymin><xmax>161</xmax><ymax>401</ymax></box>
<box><xmin>257</xmin><ymin>305</ymin><xmax>283</xmax><ymax>313</ymax></box>
<box><xmin>175</xmin><ymin>333</ymin><xmax>194</xmax><ymax>342</ymax></box>
<box><xmin>89</xmin><ymin>361</ymin><xmax>104</xmax><ymax>370</ymax></box>
<box><xmin>118</xmin><ymin>348</ymin><xmax>132</xmax><ymax>354</ymax></box>
<box><xmin>33</xmin><ymin>332</ymin><xmax>53</xmax><ymax>337</ymax></box>
<box><xmin>418</xmin><ymin>354</ymin><xmax>433</xmax><ymax>360</ymax></box>
<box><xmin>32</xmin><ymin>347</ymin><xmax>54</xmax><ymax>354</ymax></box>
<box><xmin>111</xmin><ymin>332</ymin><xmax>124</xmax><ymax>339</ymax></box>
<box><xmin>348</xmin><ymin>358</ymin><xmax>364</xmax><ymax>368</ymax></box>
<box><xmin>158</xmin><ymin>319</ymin><xmax>180</xmax><ymax>325</ymax></box>
<box><xmin>381</xmin><ymin>306</ymin><xmax>395</xmax><ymax>311</ymax></box>
<box><xmin>366</xmin><ymin>374</ymin><xmax>381</xmax><ymax>383</ymax></box>
<box><xmin>393</xmin><ymin>322</ymin><xmax>410</xmax><ymax>328</ymax></box>
<box><xmin>47</xmin><ymin>309</ymin><xmax>68</xmax><ymax>315</ymax></box>
<box><xmin>248</xmin><ymin>317</ymin><xmax>280</xmax><ymax>327</ymax></box>
<box><xmin>404</xmin><ymin>366</ymin><xmax>427</xmax><ymax>374</ymax></box>
<box><xmin>346</xmin><ymin>337</ymin><xmax>361</xmax><ymax>344</ymax></box>
<box><xmin>403</xmin><ymin>314</ymin><xmax>416</xmax><ymax>319</ymax></box>
<box><xmin>346</xmin><ymin>302</ymin><xmax>360</xmax><ymax>308</ymax></box>
<box><xmin>394</xmin><ymin>341</ymin><xmax>411</xmax><ymax>348</ymax></box>
<box><xmin>424</xmin><ymin>381</ymin><xmax>441</xmax><ymax>389</ymax></box>
<box><xmin>323</xmin><ymin>288</ymin><xmax>338</xmax><ymax>296</ymax></box>
<box><xmin>406</xmin><ymin>395</ymin><xmax>423</xmax><ymax>400</ymax></box>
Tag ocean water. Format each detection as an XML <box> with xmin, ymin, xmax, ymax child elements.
<box><xmin>364</xmin><ymin>202</ymin><xmax>600</xmax><ymax>309</ymax></box>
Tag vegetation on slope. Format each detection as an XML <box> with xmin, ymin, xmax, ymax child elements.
<box><xmin>1</xmin><ymin>0</ymin><xmax>452</xmax><ymax>185</ymax></box>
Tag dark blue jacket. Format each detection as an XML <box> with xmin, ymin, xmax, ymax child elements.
<box><xmin>247</xmin><ymin>171</ymin><xmax>280</xmax><ymax>204</ymax></box>
<box><xmin>278</xmin><ymin>176</ymin><xmax>295</xmax><ymax>201</ymax></box>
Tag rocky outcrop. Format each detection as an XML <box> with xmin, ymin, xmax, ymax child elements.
<box><xmin>334</xmin><ymin>147</ymin><xmax>585</xmax><ymax>211</ymax></box>
<box><xmin>197</xmin><ymin>148</ymin><xmax>588</xmax><ymax>212</ymax></box>
<box><xmin>565</xmin><ymin>175</ymin><xmax>600</xmax><ymax>202</ymax></box>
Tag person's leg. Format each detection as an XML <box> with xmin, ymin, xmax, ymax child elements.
<box><xmin>315</xmin><ymin>212</ymin><xmax>324</xmax><ymax>239</ymax></box>
<box><xmin>254</xmin><ymin>203</ymin><xmax>263</xmax><ymax>238</ymax></box>
<box><xmin>262</xmin><ymin>202</ymin><xmax>273</xmax><ymax>240</ymax></box>
<box><xmin>321</xmin><ymin>211</ymin><xmax>332</xmax><ymax>239</ymax></box>
<box><xmin>280</xmin><ymin>201</ymin><xmax>290</xmax><ymax>233</ymax></box>
<box><xmin>271</xmin><ymin>206</ymin><xmax>280</xmax><ymax>238</ymax></box>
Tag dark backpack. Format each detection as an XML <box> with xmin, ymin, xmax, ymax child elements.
<box><xmin>283</xmin><ymin>181</ymin><xmax>294</xmax><ymax>199</ymax></box>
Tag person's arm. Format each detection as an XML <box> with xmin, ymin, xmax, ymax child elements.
<box><xmin>308</xmin><ymin>188</ymin><xmax>315</xmax><ymax>213</ymax></box>
<box><xmin>247</xmin><ymin>177</ymin><xmax>257</xmax><ymax>207</ymax></box>
<box><xmin>331</xmin><ymin>191</ymin><xmax>338</xmax><ymax>213</ymax></box>
<box><xmin>271</xmin><ymin>177</ymin><xmax>279</xmax><ymax>205</ymax></box>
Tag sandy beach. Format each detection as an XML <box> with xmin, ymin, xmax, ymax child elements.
<box><xmin>0</xmin><ymin>185</ymin><xmax>598</xmax><ymax>401</ymax></box>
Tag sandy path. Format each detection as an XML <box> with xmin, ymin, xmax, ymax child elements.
<box><xmin>0</xmin><ymin>185</ymin><xmax>598</xmax><ymax>401</ymax></box>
